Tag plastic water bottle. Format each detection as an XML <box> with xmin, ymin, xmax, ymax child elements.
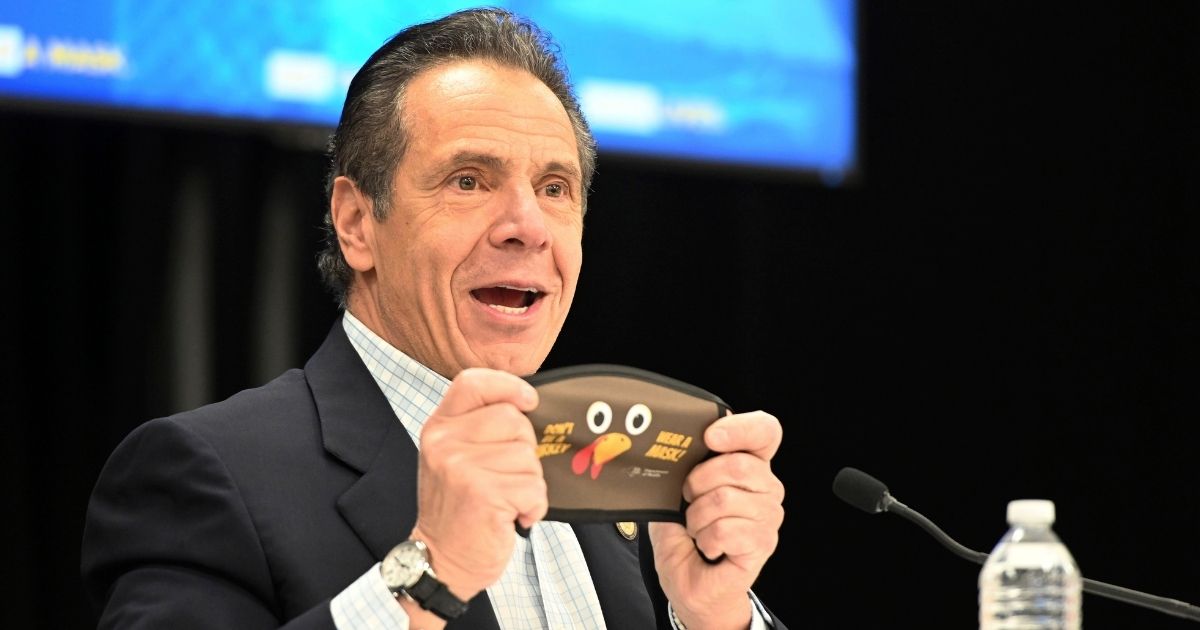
<box><xmin>979</xmin><ymin>499</ymin><xmax>1082</xmax><ymax>629</ymax></box>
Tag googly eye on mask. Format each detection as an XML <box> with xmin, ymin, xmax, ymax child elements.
<box><xmin>524</xmin><ymin>364</ymin><xmax>730</xmax><ymax>524</ymax></box>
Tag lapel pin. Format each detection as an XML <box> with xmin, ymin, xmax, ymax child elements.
<box><xmin>615</xmin><ymin>521</ymin><xmax>638</xmax><ymax>541</ymax></box>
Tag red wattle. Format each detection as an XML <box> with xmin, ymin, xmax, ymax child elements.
<box><xmin>572</xmin><ymin>442</ymin><xmax>597</xmax><ymax>475</ymax></box>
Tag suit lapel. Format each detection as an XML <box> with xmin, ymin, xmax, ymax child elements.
<box><xmin>334</xmin><ymin>422</ymin><xmax>419</xmax><ymax>558</ymax></box>
<box><xmin>306</xmin><ymin>320</ymin><xmax>500</xmax><ymax>630</ymax></box>
<box><xmin>306</xmin><ymin>321</ymin><xmax>413</xmax><ymax>556</ymax></box>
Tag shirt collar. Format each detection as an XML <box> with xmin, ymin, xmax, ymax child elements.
<box><xmin>341</xmin><ymin>311</ymin><xmax>450</xmax><ymax>448</ymax></box>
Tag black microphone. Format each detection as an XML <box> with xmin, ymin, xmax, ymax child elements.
<box><xmin>832</xmin><ymin>466</ymin><xmax>1200</xmax><ymax>623</ymax></box>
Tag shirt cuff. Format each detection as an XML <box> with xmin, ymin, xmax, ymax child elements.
<box><xmin>668</xmin><ymin>591</ymin><xmax>772</xmax><ymax>630</ymax></box>
<box><xmin>330</xmin><ymin>562</ymin><xmax>411</xmax><ymax>630</ymax></box>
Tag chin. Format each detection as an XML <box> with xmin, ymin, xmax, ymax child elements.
<box><xmin>491</xmin><ymin>357</ymin><xmax>543</xmax><ymax>377</ymax></box>
<box><xmin>470</xmin><ymin>348</ymin><xmax>547</xmax><ymax>376</ymax></box>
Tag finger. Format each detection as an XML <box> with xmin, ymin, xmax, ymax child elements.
<box><xmin>684</xmin><ymin>485</ymin><xmax>785</xmax><ymax>539</ymax></box>
<box><xmin>647</xmin><ymin>521</ymin><xmax>695</xmax><ymax>566</ymax></box>
<box><xmin>692</xmin><ymin>516</ymin><xmax>780</xmax><ymax>563</ymax></box>
<box><xmin>489</xmin><ymin>473</ymin><xmax>548</xmax><ymax>530</ymax></box>
<box><xmin>438</xmin><ymin>367</ymin><xmax>538</xmax><ymax>417</ymax></box>
<box><xmin>428</xmin><ymin>468</ymin><xmax>546</xmax><ymax>528</ymax></box>
<box><xmin>681</xmin><ymin>452</ymin><xmax>783</xmax><ymax>503</ymax></box>
<box><xmin>704</xmin><ymin>411</ymin><xmax>782</xmax><ymax>460</ymax></box>
<box><xmin>423</xmin><ymin>403</ymin><xmax>538</xmax><ymax>446</ymax></box>
<box><xmin>515</xmin><ymin>502</ymin><xmax>548</xmax><ymax>530</ymax></box>
<box><xmin>423</xmin><ymin>440</ymin><xmax>543</xmax><ymax>476</ymax></box>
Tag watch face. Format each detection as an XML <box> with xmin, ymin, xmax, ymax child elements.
<box><xmin>381</xmin><ymin>540</ymin><xmax>428</xmax><ymax>590</ymax></box>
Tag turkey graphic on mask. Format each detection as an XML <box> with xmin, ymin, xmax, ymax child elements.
<box><xmin>524</xmin><ymin>364</ymin><xmax>730</xmax><ymax>524</ymax></box>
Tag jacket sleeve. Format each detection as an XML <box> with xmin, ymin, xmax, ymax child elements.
<box><xmin>81</xmin><ymin>417</ymin><xmax>336</xmax><ymax>630</ymax></box>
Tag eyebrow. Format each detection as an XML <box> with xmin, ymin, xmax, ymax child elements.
<box><xmin>432</xmin><ymin>151</ymin><xmax>507</xmax><ymax>179</ymax></box>
<box><xmin>543</xmin><ymin>160</ymin><xmax>582</xmax><ymax>185</ymax></box>
<box><xmin>439</xmin><ymin>151</ymin><xmax>581</xmax><ymax>184</ymax></box>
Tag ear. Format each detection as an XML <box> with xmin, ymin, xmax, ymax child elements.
<box><xmin>330</xmin><ymin>176</ymin><xmax>376</xmax><ymax>273</ymax></box>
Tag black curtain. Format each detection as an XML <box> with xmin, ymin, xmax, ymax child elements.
<box><xmin>3</xmin><ymin>3</ymin><xmax>1197</xmax><ymax>628</ymax></box>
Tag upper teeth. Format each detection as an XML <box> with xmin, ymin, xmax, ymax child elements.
<box><xmin>498</xmin><ymin>285</ymin><xmax>538</xmax><ymax>293</ymax></box>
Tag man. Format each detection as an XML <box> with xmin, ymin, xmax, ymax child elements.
<box><xmin>82</xmin><ymin>8</ymin><xmax>785</xmax><ymax>629</ymax></box>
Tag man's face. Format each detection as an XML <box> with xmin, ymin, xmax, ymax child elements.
<box><xmin>355</xmin><ymin>60</ymin><xmax>584</xmax><ymax>378</ymax></box>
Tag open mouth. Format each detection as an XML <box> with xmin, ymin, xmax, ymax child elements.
<box><xmin>470</xmin><ymin>285</ymin><xmax>543</xmax><ymax>315</ymax></box>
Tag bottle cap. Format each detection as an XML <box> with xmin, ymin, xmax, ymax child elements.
<box><xmin>1006</xmin><ymin>499</ymin><xmax>1055</xmax><ymax>525</ymax></box>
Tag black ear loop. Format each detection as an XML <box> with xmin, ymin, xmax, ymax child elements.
<box><xmin>518</xmin><ymin>524</ymin><xmax>723</xmax><ymax>560</ymax></box>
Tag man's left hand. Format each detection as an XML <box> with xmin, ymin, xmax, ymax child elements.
<box><xmin>649</xmin><ymin>411</ymin><xmax>785</xmax><ymax>630</ymax></box>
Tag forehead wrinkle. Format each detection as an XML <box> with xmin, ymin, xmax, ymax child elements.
<box><xmin>438</xmin><ymin>109</ymin><xmax>575</xmax><ymax>149</ymax></box>
<box><xmin>442</xmin><ymin>150</ymin><xmax>509</xmax><ymax>175</ymax></box>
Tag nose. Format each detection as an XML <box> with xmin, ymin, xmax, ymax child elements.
<box><xmin>489</xmin><ymin>184</ymin><xmax>551</xmax><ymax>250</ymax></box>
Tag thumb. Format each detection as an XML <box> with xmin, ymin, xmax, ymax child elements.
<box><xmin>648</xmin><ymin>521</ymin><xmax>694</xmax><ymax>561</ymax></box>
<box><xmin>438</xmin><ymin>368</ymin><xmax>538</xmax><ymax>416</ymax></box>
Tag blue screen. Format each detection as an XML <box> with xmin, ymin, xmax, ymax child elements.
<box><xmin>0</xmin><ymin>1</ymin><xmax>856</xmax><ymax>177</ymax></box>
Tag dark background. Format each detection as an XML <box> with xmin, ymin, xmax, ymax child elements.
<box><xmin>3</xmin><ymin>3</ymin><xmax>1197</xmax><ymax>628</ymax></box>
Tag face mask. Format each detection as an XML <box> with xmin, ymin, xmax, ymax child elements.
<box><xmin>525</xmin><ymin>364</ymin><xmax>730</xmax><ymax>524</ymax></box>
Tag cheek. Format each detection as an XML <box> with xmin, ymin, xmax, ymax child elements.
<box><xmin>376</xmin><ymin>242</ymin><xmax>451</xmax><ymax>313</ymax></box>
<box><xmin>420</xmin><ymin>219</ymin><xmax>482</xmax><ymax>272</ymax></box>
<box><xmin>555</xmin><ymin>234</ymin><xmax>583</xmax><ymax>287</ymax></box>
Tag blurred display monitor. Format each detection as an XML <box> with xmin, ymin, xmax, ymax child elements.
<box><xmin>0</xmin><ymin>1</ymin><xmax>857</xmax><ymax>180</ymax></box>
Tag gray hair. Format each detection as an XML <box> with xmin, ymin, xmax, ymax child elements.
<box><xmin>317</xmin><ymin>7</ymin><xmax>597</xmax><ymax>308</ymax></box>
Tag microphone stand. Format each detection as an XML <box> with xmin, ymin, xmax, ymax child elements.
<box><xmin>885</xmin><ymin>496</ymin><xmax>1200</xmax><ymax>622</ymax></box>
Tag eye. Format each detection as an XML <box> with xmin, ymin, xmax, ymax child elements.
<box><xmin>545</xmin><ymin>182</ymin><xmax>565</xmax><ymax>198</ymax></box>
<box><xmin>625</xmin><ymin>403</ymin><xmax>652</xmax><ymax>436</ymax></box>
<box><xmin>456</xmin><ymin>175</ymin><xmax>477</xmax><ymax>190</ymax></box>
<box><xmin>586</xmin><ymin>401</ymin><xmax>613</xmax><ymax>433</ymax></box>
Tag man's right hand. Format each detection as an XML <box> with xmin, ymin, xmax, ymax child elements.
<box><xmin>408</xmin><ymin>367</ymin><xmax>546</xmax><ymax>602</ymax></box>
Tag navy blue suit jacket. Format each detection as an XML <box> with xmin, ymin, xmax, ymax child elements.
<box><xmin>82</xmin><ymin>322</ymin><xmax>783</xmax><ymax>629</ymax></box>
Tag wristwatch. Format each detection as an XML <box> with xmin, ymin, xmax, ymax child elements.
<box><xmin>380</xmin><ymin>539</ymin><xmax>470</xmax><ymax>621</ymax></box>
